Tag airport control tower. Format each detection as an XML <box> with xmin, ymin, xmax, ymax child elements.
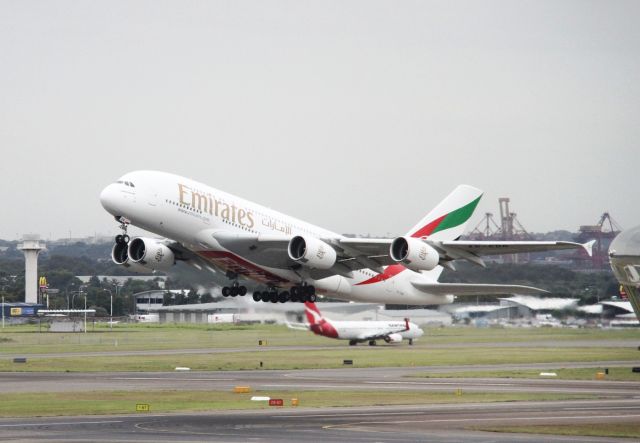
<box><xmin>17</xmin><ymin>235</ymin><xmax>45</xmax><ymax>304</ymax></box>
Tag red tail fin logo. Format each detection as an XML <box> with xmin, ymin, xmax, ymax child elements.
<box><xmin>304</xmin><ymin>302</ymin><xmax>323</xmax><ymax>325</ymax></box>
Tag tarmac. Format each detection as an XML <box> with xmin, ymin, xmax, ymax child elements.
<box><xmin>1</xmin><ymin>335</ymin><xmax>639</xmax><ymax>442</ymax></box>
<box><xmin>1</xmin><ymin>363</ymin><xmax>640</xmax><ymax>442</ymax></box>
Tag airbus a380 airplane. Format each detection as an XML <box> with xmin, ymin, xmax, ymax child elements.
<box><xmin>100</xmin><ymin>170</ymin><xmax>594</xmax><ymax>305</ymax></box>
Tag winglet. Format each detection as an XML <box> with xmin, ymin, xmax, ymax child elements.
<box><xmin>404</xmin><ymin>318</ymin><xmax>410</xmax><ymax>331</ymax></box>
<box><xmin>583</xmin><ymin>240</ymin><xmax>596</xmax><ymax>257</ymax></box>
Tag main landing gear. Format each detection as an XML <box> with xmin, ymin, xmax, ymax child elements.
<box><xmin>221</xmin><ymin>272</ymin><xmax>247</xmax><ymax>297</ymax></box>
<box><xmin>251</xmin><ymin>283</ymin><xmax>316</xmax><ymax>304</ymax></box>
<box><xmin>221</xmin><ymin>282</ymin><xmax>247</xmax><ymax>297</ymax></box>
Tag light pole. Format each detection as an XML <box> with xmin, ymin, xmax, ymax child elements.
<box><xmin>104</xmin><ymin>289</ymin><xmax>113</xmax><ymax>331</ymax></box>
<box><xmin>71</xmin><ymin>286</ymin><xmax>84</xmax><ymax>310</ymax></box>
<box><xmin>84</xmin><ymin>294</ymin><xmax>87</xmax><ymax>333</ymax></box>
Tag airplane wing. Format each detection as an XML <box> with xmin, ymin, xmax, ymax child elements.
<box><xmin>432</xmin><ymin>240</ymin><xmax>595</xmax><ymax>268</ymax></box>
<box><xmin>195</xmin><ymin>229</ymin><xmax>594</xmax><ymax>277</ymax></box>
<box><xmin>411</xmin><ymin>281</ymin><xmax>548</xmax><ymax>296</ymax></box>
<box><xmin>199</xmin><ymin>230</ymin><xmax>391</xmax><ymax>278</ymax></box>
<box><xmin>355</xmin><ymin>320</ymin><xmax>410</xmax><ymax>341</ymax></box>
<box><xmin>339</xmin><ymin>238</ymin><xmax>594</xmax><ymax>270</ymax></box>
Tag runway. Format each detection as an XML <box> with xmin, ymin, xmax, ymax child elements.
<box><xmin>1</xmin><ymin>399</ymin><xmax>639</xmax><ymax>442</ymax></box>
<box><xmin>2</xmin><ymin>364</ymin><xmax>640</xmax><ymax>395</ymax></box>
<box><xmin>1</xmin><ymin>365</ymin><xmax>639</xmax><ymax>441</ymax></box>
<box><xmin>1</xmin><ymin>340</ymin><xmax>639</xmax><ymax>441</ymax></box>
<box><xmin>0</xmin><ymin>338</ymin><xmax>637</xmax><ymax>360</ymax></box>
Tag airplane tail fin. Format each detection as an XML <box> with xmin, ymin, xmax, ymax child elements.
<box><xmin>304</xmin><ymin>302</ymin><xmax>323</xmax><ymax>325</ymax></box>
<box><xmin>406</xmin><ymin>185</ymin><xmax>483</xmax><ymax>241</ymax></box>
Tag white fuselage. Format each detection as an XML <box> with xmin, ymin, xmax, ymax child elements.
<box><xmin>330</xmin><ymin>320</ymin><xmax>424</xmax><ymax>341</ymax></box>
<box><xmin>100</xmin><ymin>170</ymin><xmax>454</xmax><ymax>305</ymax></box>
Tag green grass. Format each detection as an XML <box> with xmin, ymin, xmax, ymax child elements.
<box><xmin>413</xmin><ymin>367</ymin><xmax>640</xmax><ymax>381</ymax></box>
<box><xmin>0</xmin><ymin>323</ymin><xmax>638</xmax><ymax>372</ymax></box>
<box><xmin>477</xmin><ymin>423</ymin><xmax>640</xmax><ymax>439</ymax></box>
<box><xmin>423</xmin><ymin>325</ymin><xmax>640</xmax><ymax>344</ymax></box>
<box><xmin>0</xmin><ymin>390</ymin><xmax>596</xmax><ymax>417</ymax></box>
<box><xmin>0</xmin><ymin>346</ymin><xmax>636</xmax><ymax>372</ymax></box>
<box><xmin>0</xmin><ymin>323</ymin><xmax>336</xmax><ymax>354</ymax></box>
<box><xmin>1</xmin><ymin>323</ymin><xmax>638</xmax><ymax>355</ymax></box>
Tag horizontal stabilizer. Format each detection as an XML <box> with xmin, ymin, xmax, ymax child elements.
<box><xmin>411</xmin><ymin>281</ymin><xmax>548</xmax><ymax>296</ymax></box>
<box><xmin>285</xmin><ymin>321</ymin><xmax>310</xmax><ymax>331</ymax></box>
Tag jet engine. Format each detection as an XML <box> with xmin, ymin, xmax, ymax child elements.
<box><xmin>288</xmin><ymin>236</ymin><xmax>337</xmax><ymax>270</ymax></box>
<box><xmin>111</xmin><ymin>241</ymin><xmax>153</xmax><ymax>273</ymax></box>
<box><xmin>127</xmin><ymin>237</ymin><xmax>176</xmax><ymax>272</ymax></box>
<box><xmin>390</xmin><ymin>236</ymin><xmax>440</xmax><ymax>272</ymax></box>
<box><xmin>384</xmin><ymin>333</ymin><xmax>403</xmax><ymax>343</ymax></box>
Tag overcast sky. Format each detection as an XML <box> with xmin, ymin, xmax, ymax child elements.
<box><xmin>1</xmin><ymin>0</ymin><xmax>638</xmax><ymax>241</ymax></box>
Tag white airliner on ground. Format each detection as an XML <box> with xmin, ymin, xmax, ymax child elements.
<box><xmin>100</xmin><ymin>170</ymin><xmax>593</xmax><ymax>305</ymax></box>
<box><xmin>289</xmin><ymin>302</ymin><xmax>423</xmax><ymax>346</ymax></box>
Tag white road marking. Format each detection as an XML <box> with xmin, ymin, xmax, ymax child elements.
<box><xmin>0</xmin><ymin>420</ymin><xmax>123</xmax><ymax>428</ymax></box>
<box><xmin>562</xmin><ymin>406</ymin><xmax>640</xmax><ymax>411</ymax></box>
<box><xmin>112</xmin><ymin>377</ymin><xmax>235</xmax><ymax>381</ymax></box>
<box><xmin>366</xmin><ymin>381</ymin><xmax>513</xmax><ymax>387</ymax></box>
<box><xmin>262</xmin><ymin>384</ymin><xmax>368</xmax><ymax>389</ymax></box>
<box><xmin>340</xmin><ymin>413</ymin><xmax>640</xmax><ymax>425</ymax></box>
<box><xmin>277</xmin><ymin>412</ymin><xmax>443</xmax><ymax>418</ymax></box>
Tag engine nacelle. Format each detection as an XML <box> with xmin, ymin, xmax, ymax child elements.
<box><xmin>384</xmin><ymin>333</ymin><xmax>403</xmax><ymax>343</ymax></box>
<box><xmin>288</xmin><ymin>235</ymin><xmax>337</xmax><ymax>270</ymax></box>
<box><xmin>390</xmin><ymin>236</ymin><xmax>440</xmax><ymax>272</ymax></box>
<box><xmin>111</xmin><ymin>242</ymin><xmax>153</xmax><ymax>273</ymax></box>
<box><xmin>127</xmin><ymin>237</ymin><xmax>176</xmax><ymax>272</ymax></box>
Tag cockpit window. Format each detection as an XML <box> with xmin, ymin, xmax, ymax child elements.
<box><xmin>115</xmin><ymin>180</ymin><xmax>135</xmax><ymax>187</ymax></box>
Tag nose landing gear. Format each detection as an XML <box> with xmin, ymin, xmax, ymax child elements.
<box><xmin>114</xmin><ymin>217</ymin><xmax>131</xmax><ymax>244</ymax></box>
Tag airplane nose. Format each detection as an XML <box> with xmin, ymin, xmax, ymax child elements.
<box><xmin>100</xmin><ymin>184</ymin><xmax>119</xmax><ymax>214</ymax></box>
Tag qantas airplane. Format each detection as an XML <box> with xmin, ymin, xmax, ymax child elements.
<box><xmin>99</xmin><ymin>170</ymin><xmax>593</xmax><ymax>305</ymax></box>
<box><xmin>290</xmin><ymin>302</ymin><xmax>424</xmax><ymax>346</ymax></box>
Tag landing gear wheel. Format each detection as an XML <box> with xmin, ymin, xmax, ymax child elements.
<box><xmin>239</xmin><ymin>286</ymin><xmax>247</xmax><ymax>296</ymax></box>
<box><xmin>122</xmin><ymin>234</ymin><xmax>130</xmax><ymax>244</ymax></box>
<box><xmin>307</xmin><ymin>293</ymin><xmax>317</xmax><ymax>303</ymax></box>
<box><xmin>408</xmin><ymin>339</ymin><xmax>413</xmax><ymax>346</ymax></box>
<box><xmin>115</xmin><ymin>234</ymin><xmax>124</xmax><ymax>244</ymax></box>
<box><xmin>368</xmin><ymin>340</ymin><xmax>376</xmax><ymax>346</ymax></box>
<box><xmin>230</xmin><ymin>286</ymin><xmax>239</xmax><ymax>297</ymax></box>
<box><xmin>269</xmin><ymin>292</ymin><xmax>279</xmax><ymax>303</ymax></box>
<box><xmin>291</xmin><ymin>286</ymin><xmax>300</xmax><ymax>297</ymax></box>
<box><xmin>252</xmin><ymin>291</ymin><xmax>261</xmax><ymax>302</ymax></box>
<box><xmin>290</xmin><ymin>293</ymin><xmax>299</xmax><ymax>303</ymax></box>
<box><xmin>279</xmin><ymin>291</ymin><xmax>289</xmax><ymax>303</ymax></box>
<box><xmin>349</xmin><ymin>340</ymin><xmax>357</xmax><ymax>346</ymax></box>
<box><xmin>222</xmin><ymin>287</ymin><xmax>230</xmax><ymax>297</ymax></box>
<box><xmin>261</xmin><ymin>291</ymin><xmax>271</xmax><ymax>303</ymax></box>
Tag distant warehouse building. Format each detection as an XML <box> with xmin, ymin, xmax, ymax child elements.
<box><xmin>499</xmin><ymin>295</ymin><xmax>579</xmax><ymax>318</ymax></box>
<box><xmin>441</xmin><ymin>296</ymin><xmax>579</xmax><ymax>324</ymax></box>
<box><xmin>148</xmin><ymin>300</ymin><xmax>451</xmax><ymax>326</ymax></box>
